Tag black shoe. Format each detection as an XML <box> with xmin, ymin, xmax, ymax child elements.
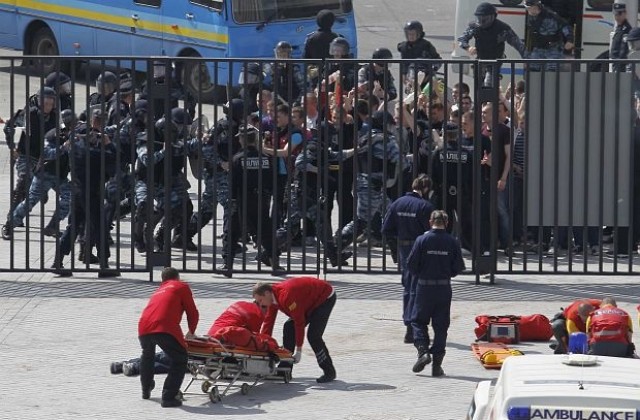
<box><xmin>110</xmin><ymin>361</ymin><xmax>123</xmax><ymax>374</ymax></box>
<box><xmin>2</xmin><ymin>224</ymin><xmax>12</xmax><ymax>240</ymax></box>
<box><xmin>134</xmin><ymin>241</ymin><xmax>147</xmax><ymax>254</ymax></box>
<box><xmin>142</xmin><ymin>380</ymin><xmax>155</xmax><ymax>400</ymax></box>
<box><xmin>216</xmin><ymin>264</ymin><xmax>233</xmax><ymax>278</ymax></box>
<box><xmin>404</xmin><ymin>326</ymin><xmax>414</xmax><ymax>344</ymax></box>
<box><xmin>161</xmin><ymin>397</ymin><xmax>183</xmax><ymax>408</ymax></box>
<box><xmin>98</xmin><ymin>268</ymin><xmax>120</xmax><ymax>278</ymax></box>
<box><xmin>171</xmin><ymin>236</ymin><xmax>198</xmax><ymax>252</ymax></box>
<box><xmin>432</xmin><ymin>364</ymin><xmax>445</xmax><ymax>377</ymax></box>
<box><xmin>43</xmin><ymin>225</ymin><xmax>61</xmax><ymax>238</ymax></box>
<box><xmin>51</xmin><ymin>259</ymin><xmax>73</xmax><ymax>277</ymax></box>
<box><xmin>412</xmin><ymin>350</ymin><xmax>432</xmax><ymax>373</ymax></box>
<box><xmin>329</xmin><ymin>251</ymin><xmax>352</xmax><ymax>267</ymax></box>
<box><xmin>316</xmin><ymin>367</ymin><xmax>336</xmax><ymax>383</ymax></box>
<box><xmin>80</xmin><ymin>253</ymin><xmax>100</xmax><ymax>264</ymax></box>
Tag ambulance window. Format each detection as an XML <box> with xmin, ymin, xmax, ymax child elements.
<box><xmin>499</xmin><ymin>0</ymin><xmax>522</xmax><ymax>6</ymax></box>
<box><xmin>134</xmin><ymin>0</ymin><xmax>161</xmax><ymax>7</ymax></box>
<box><xmin>190</xmin><ymin>0</ymin><xmax>223</xmax><ymax>11</ymax></box>
<box><xmin>587</xmin><ymin>0</ymin><xmax>614</xmax><ymax>11</ymax></box>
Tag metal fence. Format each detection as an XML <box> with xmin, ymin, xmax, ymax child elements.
<box><xmin>0</xmin><ymin>55</ymin><xmax>637</xmax><ymax>281</ymax></box>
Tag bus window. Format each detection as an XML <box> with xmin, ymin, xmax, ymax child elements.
<box><xmin>232</xmin><ymin>0</ymin><xmax>352</xmax><ymax>24</ymax></box>
<box><xmin>134</xmin><ymin>0</ymin><xmax>161</xmax><ymax>7</ymax></box>
<box><xmin>189</xmin><ymin>0</ymin><xmax>223</xmax><ymax>11</ymax></box>
<box><xmin>587</xmin><ymin>0</ymin><xmax>614</xmax><ymax>11</ymax></box>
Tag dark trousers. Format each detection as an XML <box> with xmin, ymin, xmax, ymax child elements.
<box><xmin>411</xmin><ymin>284</ymin><xmax>452</xmax><ymax>355</ymax></box>
<box><xmin>225</xmin><ymin>192</ymin><xmax>274</xmax><ymax>263</ymax></box>
<box><xmin>283</xmin><ymin>293</ymin><xmax>337</xmax><ymax>368</ymax></box>
<box><xmin>139</xmin><ymin>333</ymin><xmax>188</xmax><ymax>401</ymax></box>
<box><xmin>398</xmin><ymin>244</ymin><xmax>413</xmax><ymax>326</ymax></box>
<box><xmin>326</xmin><ymin>171</ymin><xmax>354</xmax><ymax>229</ymax></box>
<box><xmin>60</xmin><ymin>190</ymin><xmax>110</xmax><ymax>263</ymax></box>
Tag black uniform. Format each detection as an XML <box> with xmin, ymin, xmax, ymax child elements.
<box><xmin>397</xmin><ymin>38</ymin><xmax>442</xmax><ymax>78</ymax></box>
<box><xmin>432</xmin><ymin>139</ymin><xmax>474</xmax><ymax>248</ymax></box>
<box><xmin>610</xmin><ymin>20</ymin><xmax>632</xmax><ymax>72</ymax></box>
<box><xmin>56</xmin><ymin>126</ymin><xmax>117</xmax><ymax>268</ymax></box>
<box><xmin>225</xmin><ymin>144</ymin><xmax>275</xmax><ymax>267</ymax></box>
<box><xmin>357</xmin><ymin>64</ymin><xmax>398</xmax><ymax>101</ymax></box>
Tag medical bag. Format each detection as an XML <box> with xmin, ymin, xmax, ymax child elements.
<box><xmin>486</xmin><ymin>317</ymin><xmax>520</xmax><ymax>344</ymax></box>
<box><xmin>475</xmin><ymin>314</ymin><xmax>553</xmax><ymax>342</ymax></box>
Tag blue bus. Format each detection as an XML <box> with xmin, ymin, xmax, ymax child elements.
<box><xmin>0</xmin><ymin>0</ymin><xmax>357</xmax><ymax>100</ymax></box>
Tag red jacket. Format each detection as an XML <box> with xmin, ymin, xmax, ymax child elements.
<box><xmin>588</xmin><ymin>305</ymin><xmax>631</xmax><ymax>344</ymax></box>
<box><xmin>208</xmin><ymin>301</ymin><xmax>265</xmax><ymax>336</ymax></box>
<box><xmin>563</xmin><ymin>299</ymin><xmax>601</xmax><ymax>333</ymax></box>
<box><xmin>261</xmin><ymin>276</ymin><xmax>333</xmax><ymax>347</ymax></box>
<box><xmin>138</xmin><ymin>279</ymin><xmax>199</xmax><ymax>348</ymax></box>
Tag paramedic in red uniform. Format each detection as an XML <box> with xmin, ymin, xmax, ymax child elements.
<box><xmin>208</xmin><ymin>300</ymin><xmax>265</xmax><ymax>336</ymax></box>
<box><xmin>586</xmin><ymin>297</ymin><xmax>634</xmax><ymax>358</ymax></box>
<box><xmin>253</xmin><ymin>277</ymin><xmax>337</xmax><ymax>383</ymax></box>
<box><xmin>137</xmin><ymin>267</ymin><xmax>199</xmax><ymax>408</ymax></box>
<box><xmin>551</xmin><ymin>298</ymin><xmax>600</xmax><ymax>354</ymax></box>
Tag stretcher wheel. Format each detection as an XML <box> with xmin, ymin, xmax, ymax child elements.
<box><xmin>209</xmin><ymin>386</ymin><xmax>221</xmax><ymax>403</ymax></box>
<box><xmin>201</xmin><ymin>380</ymin><xmax>211</xmax><ymax>393</ymax></box>
<box><xmin>240</xmin><ymin>383</ymin><xmax>249</xmax><ymax>395</ymax></box>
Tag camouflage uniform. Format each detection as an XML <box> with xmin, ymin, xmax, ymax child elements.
<box><xmin>526</xmin><ymin>6</ymin><xmax>573</xmax><ymax>71</ymax></box>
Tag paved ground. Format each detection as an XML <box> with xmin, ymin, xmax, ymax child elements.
<box><xmin>1</xmin><ymin>270</ymin><xmax>639</xmax><ymax>420</ymax></box>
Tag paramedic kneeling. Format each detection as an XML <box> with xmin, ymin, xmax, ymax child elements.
<box><xmin>138</xmin><ymin>267</ymin><xmax>199</xmax><ymax>408</ymax></box>
<box><xmin>587</xmin><ymin>297</ymin><xmax>634</xmax><ymax>358</ymax></box>
<box><xmin>407</xmin><ymin>210</ymin><xmax>465</xmax><ymax>377</ymax></box>
<box><xmin>253</xmin><ymin>277</ymin><xmax>337</xmax><ymax>383</ymax></box>
<box><xmin>551</xmin><ymin>298</ymin><xmax>601</xmax><ymax>354</ymax></box>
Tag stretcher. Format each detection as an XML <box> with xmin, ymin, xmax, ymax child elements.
<box><xmin>471</xmin><ymin>342</ymin><xmax>524</xmax><ymax>369</ymax></box>
<box><xmin>183</xmin><ymin>336</ymin><xmax>293</xmax><ymax>403</ymax></box>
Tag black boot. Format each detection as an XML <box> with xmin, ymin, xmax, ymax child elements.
<box><xmin>412</xmin><ymin>346</ymin><xmax>432</xmax><ymax>373</ymax></box>
<box><xmin>52</xmin><ymin>252</ymin><xmax>72</xmax><ymax>277</ymax></box>
<box><xmin>431</xmin><ymin>352</ymin><xmax>445</xmax><ymax>377</ymax></box>
<box><xmin>404</xmin><ymin>325</ymin><xmax>414</xmax><ymax>344</ymax></box>
<box><xmin>43</xmin><ymin>218</ymin><xmax>61</xmax><ymax>238</ymax></box>
<box><xmin>316</xmin><ymin>352</ymin><xmax>336</xmax><ymax>383</ymax></box>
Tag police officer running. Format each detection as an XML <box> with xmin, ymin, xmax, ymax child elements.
<box><xmin>381</xmin><ymin>174</ymin><xmax>434</xmax><ymax>343</ymax></box>
<box><xmin>458</xmin><ymin>2</ymin><xmax>526</xmax><ymax>87</ymax></box>
<box><xmin>3</xmin><ymin>87</ymin><xmax>58</xmax><ymax>240</ymax></box>
<box><xmin>610</xmin><ymin>3</ymin><xmax>632</xmax><ymax>72</ymax></box>
<box><xmin>524</xmin><ymin>0</ymin><xmax>574</xmax><ymax>71</ymax></box>
<box><xmin>407</xmin><ymin>210</ymin><xmax>465</xmax><ymax>377</ymax></box>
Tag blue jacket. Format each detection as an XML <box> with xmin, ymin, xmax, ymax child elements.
<box><xmin>407</xmin><ymin>229</ymin><xmax>465</xmax><ymax>280</ymax></box>
<box><xmin>381</xmin><ymin>192</ymin><xmax>434</xmax><ymax>241</ymax></box>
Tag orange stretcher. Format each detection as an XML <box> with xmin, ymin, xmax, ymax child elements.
<box><xmin>471</xmin><ymin>342</ymin><xmax>524</xmax><ymax>369</ymax></box>
<box><xmin>183</xmin><ymin>336</ymin><xmax>293</xmax><ymax>403</ymax></box>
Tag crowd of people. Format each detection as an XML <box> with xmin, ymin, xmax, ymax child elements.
<box><xmin>2</xmin><ymin>4</ymin><xmax>640</xmax><ymax>278</ymax></box>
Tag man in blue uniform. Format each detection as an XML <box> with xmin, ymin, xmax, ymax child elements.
<box><xmin>381</xmin><ymin>174</ymin><xmax>434</xmax><ymax>343</ymax></box>
<box><xmin>407</xmin><ymin>210</ymin><xmax>465</xmax><ymax>377</ymax></box>
<box><xmin>610</xmin><ymin>3</ymin><xmax>632</xmax><ymax>72</ymax></box>
<box><xmin>524</xmin><ymin>0</ymin><xmax>574</xmax><ymax>71</ymax></box>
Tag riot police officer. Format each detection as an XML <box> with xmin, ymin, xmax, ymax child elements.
<box><xmin>79</xmin><ymin>71</ymin><xmax>118</xmax><ymax>121</ymax></box>
<box><xmin>458</xmin><ymin>2</ymin><xmax>525</xmax><ymax>86</ymax></box>
<box><xmin>407</xmin><ymin>210</ymin><xmax>464</xmax><ymax>377</ymax></box>
<box><xmin>397</xmin><ymin>21</ymin><xmax>442</xmax><ymax>81</ymax></box>
<box><xmin>324</xmin><ymin>37</ymin><xmax>356</xmax><ymax>93</ymax></box>
<box><xmin>524</xmin><ymin>0</ymin><xmax>574</xmax><ymax>71</ymax></box>
<box><xmin>45</xmin><ymin>71</ymin><xmax>73</xmax><ymax>112</ymax></box>
<box><xmin>3</xmin><ymin>87</ymin><xmax>58</xmax><ymax>239</ymax></box>
<box><xmin>53</xmin><ymin>110</ymin><xmax>118</xmax><ymax>275</ymax></box>
<box><xmin>337</xmin><ymin>110</ymin><xmax>401</xmax><ymax>252</ymax></box>
<box><xmin>150</xmin><ymin>108</ymin><xmax>195</xmax><ymax>252</ymax></box>
<box><xmin>219</xmin><ymin>125</ymin><xmax>278</xmax><ymax>274</ymax></box>
<box><xmin>238</xmin><ymin>62</ymin><xmax>264</xmax><ymax>114</ymax></box>
<box><xmin>381</xmin><ymin>174</ymin><xmax>434</xmax><ymax>343</ymax></box>
<box><xmin>610</xmin><ymin>3</ymin><xmax>632</xmax><ymax>72</ymax></box>
<box><xmin>140</xmin><ymin>59</ymin><xmax>196</xmax><ymax>121</ymax></box>
<box><xmin>264</xmin><ymin>41</ymin><xmax>305</xmax><ymax>105</ymax></box>
<box><xmin>4</xmin><ymin>128</ymin><xmax>71</xmax><ymax>239</ymax></box>
<box><xmin>357</xmin><ymin>48</ymin><xmax>398</xmax><ymax>102</ymax></box>
<box><xmin>107</xmin><ymin>76</ymin><xmax>134</xmax><ymax>126</ymax></box>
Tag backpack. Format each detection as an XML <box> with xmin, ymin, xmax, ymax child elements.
<box><xmin>474</xmin><ymin>314</ymin><xmax>553</xmax><ymax>342</ymax></box>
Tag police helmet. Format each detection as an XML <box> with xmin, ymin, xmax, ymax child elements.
<box><xmin>133</xmin><ymin>100</ymin><xmax>148</xmax><ymax>125</ymax></box>
<box><xmin>37</xmin><ymin>87</ymin><xmax>57</xmax><ymax>106</ymax></box>
<box><xmin>475</xmin><ymin>2</ymin><xmax>497</xmax><ymax>28</ymax></box>
<box><xmin>371</xmin><ymin>110</ymin><xmax>395</xmax><ymax>131</ymax></box>
<box><xmin>235</xmin><ymin>124</ymin><xmax>259</xmax><ymax>144</ymax></box>
<box><xmin>238</xmin><ymin>62</ymin><xmax>262</xmax><ymax>85</ymax></box>
<box><xmin>329</xmin><ymin>37</ymin><xmax>350</xmax><ymax>57</ymax></box>
<box><xmin>404</xmin><ymin>20</ymin><xmax>425</xmax><ymax>40</ymax></box>
<box><xmin>274</xmin><ymin>41</ymin><xmax>293</xmax><ymax>59</ymax></box>
<box><xmin>372</xmin><ymin>47</ymin><xmax>393</xmax><ymax>65</ymax></box>
<box><xmin>170</xmin><ymin>107</ymin><xmax>193</xmax><ymax>126</ymax></box>
<box><xmin>613</xmin><ymin>2</ymin><xmax>626</xmax><ymax>13</ymax></box>
<box><xmin>316</xmin><ymin>9</ymin><xmax>335</xmax><ymax>30</ymax></box>
<box><xmin>524</xmin><ymin>0</ymin><xmax>541</xmax><ymax>6</ymax></box>
<box><xmin>119</xmin><ymin>77</ymin><xmax>134</xmax><ymax>95</ymax></box>
<box><xmin>96</xmin><ymin>71</ymin><xmax>118</xmax><ymax>96</ymax></box>
<box><xmin>60</xmin><ymin>109</ymin><xmax>77</xmax><ymax>127</ymax></box>
<box><xmin>44</xmin><ymin>128</ymin><xmax>59</xmax><ymax>143</ymax></box>
<box><xmin>45</xmin><ymin>71</ymin><xmax>72</xmax><ymax>94</ymax></box>
<box><xmin>223</xmin><ymin>98</ymin><xmax>245</xmax><ymax>121</ymax></box>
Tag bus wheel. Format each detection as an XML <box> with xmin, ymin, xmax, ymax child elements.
<box><xmin>180</xmin><ymin>60</ymin><xmax>223</xmax><ymax>104</ymax></box>
<box><xmin>28</xmin><ymin>27</ymin><xmax>68</xmax><ymax>75</ymax></box>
